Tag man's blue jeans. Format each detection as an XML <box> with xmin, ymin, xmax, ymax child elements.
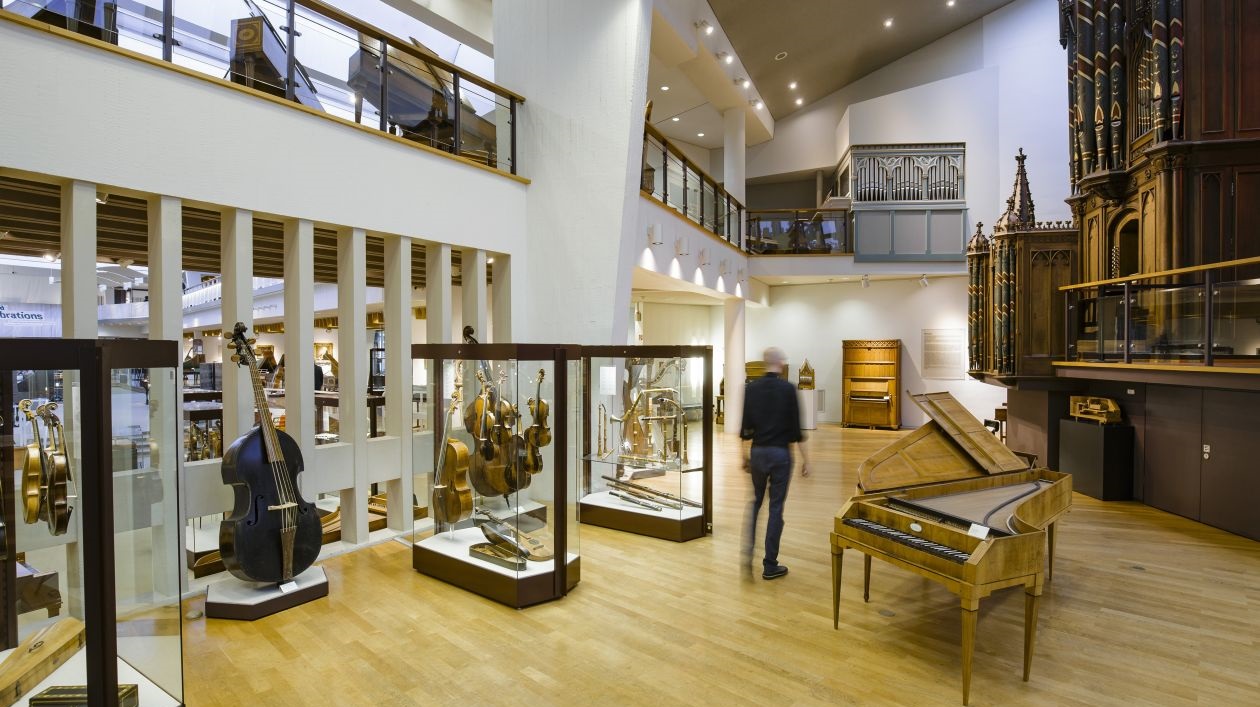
<box><xmin>746</xmin><ymin>445</ymin><xmax>792</xmax><ymax>570</ymax></box>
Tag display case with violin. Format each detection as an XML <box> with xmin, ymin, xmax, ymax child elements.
<box><xmin>411</xmin><ymin>340</ymin><xmax>581</xmax><ymax>608</ymax></box>
<box><xmin>0</xmin><ymin>338</ymin><xmax>184</xmax><ymax>705</ymax></box>
<box><xmin>580</xmin><ymin>346</ymin><xmax>714</xmax><ymax>543</ymax></box>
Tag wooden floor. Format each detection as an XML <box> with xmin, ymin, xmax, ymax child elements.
<box><xmin>182</xmin><ymin>425</ymin><xmax>1260</xmax><ymax>706</ymax></box>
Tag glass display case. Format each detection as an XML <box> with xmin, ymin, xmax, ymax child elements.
<box><xmin>411</xmin><ymin>343</ymin><xmax>580</xmax><ymax>608</ymax></box>
<box><xmin>580</xmin><ymin>346</ymin><xmax>713</xmax><ymax>542</ymax></box>
<box><xmin>0</xmin><ymin>338</ymin><xmax>183</xmax><ymax>706</ymax></box>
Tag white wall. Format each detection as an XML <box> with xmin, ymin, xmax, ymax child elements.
<box><xmin>640</xmin><ymin>302</ymin><xmax>717</xmax><ymax>345</ymax></box>
<box><xmin>637</xmin><ymin>197</ymin><xmax>758</xmax><ymax>300</ymax></box>
<box><xmin>722</xmin><ymin>0</ymin><xmax>1070</xmax><ymax>222</ymax></box>
<box><xmin>0</xmin><ymin>19</ymin><xmax>527</xmax><ymax>254</ymax></box>
<box><xmin>745</xmin><ymin>276</ymin><xmax>1006</xmax><ymax>427</ymax></box>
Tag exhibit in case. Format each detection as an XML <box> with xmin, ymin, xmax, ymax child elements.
<box><xmin>580</xmin><ymin>346</ymin><xmax>713</xmax><ymax>542</ymax></box>
<box><xmin>411</xmin><ymin>342</ymin><xmax>581</xmax><ymax>608</ymax></box>
<box><xmin>0</xmin><ymin>338</ymin><xmax>184</xmax><ymax>706</ymax></box>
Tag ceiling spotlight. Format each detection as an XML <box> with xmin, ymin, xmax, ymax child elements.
<box><xmin>947</xmin><ymin>0</ymin><xmax>955</xmax><ymax>5</ymax></box>
<box><xmin>919</xmin><ymin>274</ymin><xmax>930</xmax><ymax>288</ymax></box>
<box><xmin>660</xmin><ymin>85</ymin><xmax>670</xmax><ymax>91</ymax></box>
<box><xmin>95</xmin><ymin>192</ymin><xmax>109</xmax><ymax>205</ymax></box>
<box><xmin>697</xmin><ymin>132</ymin><xmax>705</xmax><ymax>137</ymax></box>
<box><xmin>861</xmin><ymin>274</ymin><xmax>870</xmax><ymax>289</ymax></box>
<box><xmin>43</xmin><ymin>253</ymin><xmax>55</xmax><ymax>262</ymax></box>
<box><xmin>795</xmin><ymin>97</ymin><xmax>803</xmax><ymax>106</ymax></box>
<box><xmin>696</xmin><ymin>20</ymin><xmax>714</xmax><ymax>36</ymax></box>
<box><xmin>0</xmin><ymin>230</ymin><xmax>11</xmax><ymax>240</ymax></box>
<box><xmin>736</xmin><ymin>77</ymin><xmax>750</xmax><ymax>89</ymax></box>
<box><xmin>774</xmin><ymin>51</ymin><xmax>788</xmax><ymax>61</ymax></box>
<box><xmin>718</xmin><ymin>52</ymin><xmax>734</xmax><ymax>65</ymax></box>
<box><xmin>752</xmin><ymin>99</ymin><xmax>764</xmax><ymax>110</ymax></box>
<box><xmin>671</xmin><ymin>116</ymin><xmax>680</xmax><ymax>122</ymax></box>
<box><xmin>884</xmin><ymin>18</ymin><xmax>894</xmax><ymax>28</ymax></box>
<box><xmin>789</xmin><ymin>81</ymin><xmax>797</xmax><ymax>90</ymax></box>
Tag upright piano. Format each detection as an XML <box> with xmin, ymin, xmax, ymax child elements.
<box><xmin>831</xmin><ymin>392</ymin><xmax>1071</xmax><ymax>705</ymax></box>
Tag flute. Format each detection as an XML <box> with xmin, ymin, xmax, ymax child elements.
<box><xmin>601</xmin><ymin>475</ymin><xmax>702</xmax><ymax>508</ymax></box>
<box><xmin>610</xmin><ymin>489</ymin><xmax>663</xmax><ymax>511</ymax></box>
<box><xmin>606</xmin><ymin>480</ymin><xmax>684</xmax><ymax>510</ymax></box>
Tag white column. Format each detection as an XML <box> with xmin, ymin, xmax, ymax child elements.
<box><xmin>427</xmin><ymin>244</ymin><xmax>453</xmax><ymax>344</ymax></box>
<box><xmin>146</xmin><ymin>195</ymin><xmax>182</xmax><ymax>597</ymax></box>
<box><xmin>384</xmin><ymin>235</ymin><xmax>413</xmax><ymax>530</ymax></box>
<box><xmin>461</xmin><ymin>248</ymin><xmax>488</xmax><ymax>341</ymax></box>
<box><xmin>283</xmin><ymin>219</ymin><xmax>316</xmax><ymax>471</ymax></box>
<box><xmin>60</xmin><ymin>180</ymin><xmax>96</xmax><ymax>338</ymax></box>
<box><xmin>723</xmin><ymin>108</ymin><xmax>747</xmax><ymax>248</ymax></box>
<box><xmin>489</xmin><ymin>254</ymin><xmax>512</xmax><ymax>342</ymax></box>
<box><xmin>220</xmin><ymin>209</ymin><xmax>254</xmax><ymax>444</ymax></box>
<box><xmin>723</xmin><ymin>298</ymin><xmax>746</xmax><ymax>435</ymax></box>
<box><xmin>338</xmin><ymin>227</ymin><xmax>369</xmax><ymax>543</ymax></box>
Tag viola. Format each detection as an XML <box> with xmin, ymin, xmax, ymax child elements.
<box><xmin>431</xmin><ymin>372</ymin><xmax>473</xmax><ymax>527</ymax></box>
<box><xmin>219</xmin><ymin>323</ymin><xmax>321</xmax><ymax>583</ymax></box>
<box><xmin>522</xmin><ymin>369</ymin><xmax>550</xmax><ymax>476</ymax></box>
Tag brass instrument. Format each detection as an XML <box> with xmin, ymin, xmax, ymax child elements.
<box><xmin>601</xmin><ymin>475</ymin><xmax>701</xmax><ymax>509</ymax></box>
<box><xmin>614</xmin><ymin>387</ymin><xmax>686</xmax><ymax>465</ymax></box>
<box><xmin>1069</xmin><ymin>396</ymin><xmax>1121</xmax><ymax>424</ymax></box>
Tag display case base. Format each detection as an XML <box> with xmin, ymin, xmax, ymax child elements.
<box><xmin>579</xmin><ymin>500</ymin><xmax>706</xmax><ymax>542</ymax></box>
<box><xmin>412</xmin><ymin>529</ymin><xmax>579</xmax><ymax>608</ymax></box>
<box><xmin>204</xmin><ymin>566</ymin><xmax>329</xmax><ymax>621</ymax></box>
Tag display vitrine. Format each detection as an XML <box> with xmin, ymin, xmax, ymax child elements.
<box><xmin>411</xmin><ymin>343</ymin><xmax>581</xmax><ymax>608</ymax></box>
<box><xmin>580</xmin><ymin>346</ymin><xmax>713</xmax><ymax>542</ymax></box>
<box><xmin>0</xmin><ymin>338</ymin><xmax>183</xmax><ymax>706</ymax></box>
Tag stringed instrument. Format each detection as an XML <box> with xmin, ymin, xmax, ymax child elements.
<box><xmin>37</xmin><ymin>403</ymin><xmax>73</xmax><ymax>536</ymax></box>
<box><xmin>476</xmin><ymin>509</ymin><xmax>554</xmax><ymax>561</ymax></box>
<box><xmin>431</xmin><ymin>370</ymin><xmax>474</xmax><ymax>528</ymax></box>
<box><xmin>17</xmin><ymin>400</ymin><xmax>45</xmax><ymax>524</ymax></box>
<box><xmin>522</xmin><ymin>369</ymin><xmax>550</xmax><ymax>476</ymax></box>
<box><xmin>219</xmin><ymin>323</ymin><xmax>321</xmax><ymax>583</ymax></box>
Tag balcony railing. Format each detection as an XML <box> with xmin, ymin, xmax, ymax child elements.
<box><xmin>1062</xmin><ymin>256</ymin><xmax>1260</xmax><ymax>370</ymax></box>
<box><xmin>1</xmin><ymin>0</ymin><xmax>522</xmax><ymax>174</ymax></box>
<box><xmin>837</xmin><ymin>143</ymin><xmax>965</xmax><ymax>204</ymax></box>
<box><xmin>641</xmin><ymin>123</ymin><xmax>743</xmax><ymax>249</ymax></box>
<box><xmin>744</xmin><ymin>209</ymin><xmax>851</xmax><ymax>255</ymax></box>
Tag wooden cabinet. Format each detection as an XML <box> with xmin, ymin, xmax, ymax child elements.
<box><xmin>841</xmin><ymin>340</ymin><xmax>900</xmax><ymax>429</ymax></box>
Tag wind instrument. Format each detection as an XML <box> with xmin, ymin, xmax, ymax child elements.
<box><xmin>609</xmin><ymin>489</ymin><xmax>663</xmax><ymax>511</ymax></box>
<box><xmin>596</xmin><ymin>404</ymin><xmax>612</xmax><ymax>458</ymax></box>
<box><xmin>601</xmin><ymin>474</ymin><xmax>701</xmax><ymax>508</ymax></box>
<box><xmin>604</xmin><ymin>478</ymin><xmax>684</xmax><ymax>510</ymax></box>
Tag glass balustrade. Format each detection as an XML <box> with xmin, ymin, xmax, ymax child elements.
<box><xmin>744</xmin><ymin>210</ymin><xmax>851</xmax><ymax>255</ymax></box>
<box><xmin>641</xmin><ymin>123</ymin><xmax>743</xmax><ymax>249</ymax></box>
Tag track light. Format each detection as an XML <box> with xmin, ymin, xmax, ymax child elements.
<box><xmin>919</xmin><ymin>274</ymin><xmax>929</xmax><ymax>288</ymax></box>
<box><xmin>95</xmin><ymin>192</ymin><xmax>109</xmax><ymax>205</ymax></box>
<box><xmin>751</xmin><ymin>99</ymin><xmax>763</xmax><ymax>110</ymax></box>
<box><xmin>736</xmin><ymin>77</ymin><xmax>750</xmax><ymax>89</ymax></box>
<box><xmin>718</xmin><ymin>52</ymin><xmax>734</xmax><ymax>65</ymax></box>
<box><xmin>696</xmin><ymin>20</ymin><xmax>714</xmax><ymax>35</ymax></box>
<box><xmin>861</xmin><ymin>275</ymin><xmax>870</xmax><ymax>289</ymax></box>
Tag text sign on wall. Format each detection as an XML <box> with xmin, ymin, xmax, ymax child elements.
<box><xmin>0</xmin><ymin>303</ymin><xmax>60</xmax><ymax>338</ymax></box>
<box><xmin>922</xmin><ymin>329</ymin><xmax>965</xmax><ymax>380</ymax></box>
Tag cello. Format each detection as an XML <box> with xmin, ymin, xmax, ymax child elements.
<box><xmin>219</xmin><ymin>323</ymin><xmax>321</xmax><ymax>583</ymax></box>
<box><xmin>36</xmin><ymin>403</ymin><xmax>73</xmax><ymax>536</ymax></box>
<box><xmin>431</xmin><ymin>370</ymin><xmax>473</xmax><ymax>527</ymax></box>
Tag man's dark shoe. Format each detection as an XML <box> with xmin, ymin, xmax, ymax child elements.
<box><xmin>762</xmin><ymin>565</ymin><xmax>789</xmax><ymax>580</ymax></box>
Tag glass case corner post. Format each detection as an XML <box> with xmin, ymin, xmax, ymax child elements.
<box><xmin>510</xmin><ymin>96</ymin><xmax>518</xmax><ymax>175</ymax></box>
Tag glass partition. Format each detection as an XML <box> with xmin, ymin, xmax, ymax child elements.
<box><xmin>745</xmin><ymin>209</ymin><xmax>851</xmax><ymax>255</ymax></box>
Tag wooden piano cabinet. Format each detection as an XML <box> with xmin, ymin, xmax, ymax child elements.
<box><xmin>842</xmin><ymin>340</ymin><xmax>900</xmax><ymax>429</ymax></box>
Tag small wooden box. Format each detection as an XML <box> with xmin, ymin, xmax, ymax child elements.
<box><xmin>30</xmin><ymin>684</ymin><xmax>139</xmax><ymax>707</ymax></box>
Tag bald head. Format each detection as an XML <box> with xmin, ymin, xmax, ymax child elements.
<box><xmin>763</xmin><ymin>347</ymin><xmax>787</xmax><ymax>374</ymax></box>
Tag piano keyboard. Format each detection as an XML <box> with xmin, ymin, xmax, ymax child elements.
<box><xmin>842</xmin><ymin>518</ymin><xmax>971</xmax><ymax>563</ymax></box>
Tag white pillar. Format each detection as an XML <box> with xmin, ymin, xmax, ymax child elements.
<box><xmin>146</xmin><ymin>195</ymin><xmax>182</xmax><ymax>598</ymax></box>
<box><xmin>427</xmin><ymin>244</ymin><xmax>453</xmax><ymax>344</ymax></box>
<box><xmin>60</xmin><ymin>180</ymin><xmax>96</xmax><ymax>338</ymax></box>
<box><xmin>723</xmin><ymin>298</ymin><xmax>746</xmax><ymax>435</ymax></box>
<box><xmin>461</xmin><ymin>248</ymin><xmax>488</xmax><ymax>341</ymax></box>
<box><xmin>384</xmin><ymin>235</ymin><xmax>414</xmax><ymax>530</ymax></box>
<box><xmin>338</xmin><ymin>227</ymin><xmax>369</xmax><ymax>543</ymax></box>
<box><xmin>723</xmin><ymin>108</ymin><xmax>747</xmax><ymax>248</ymax></box>
<box><xmin>489</xmin><ymin>254</ymin><xmax>512</xmax><ymax>342</ymax></box>
<box><xmin>220</xmin><ymin>208</ymin><xmax>253</xmax><ymax>444</ymax></box>
<box><xmin>283</xmin><ymin>219</ymin><xmax>316</xmax><ymax>470</ymax></box>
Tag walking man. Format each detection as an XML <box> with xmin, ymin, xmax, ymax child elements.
<box><xmin>741</xmin><ymin>347</ymin><xmax>809</xmax><ymax>580</ymax></box>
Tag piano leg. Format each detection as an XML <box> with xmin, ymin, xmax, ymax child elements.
<box><xmin>354</xmin><ymin>93</ymin><xmax>363</xmax><ymax>124</ymax></box>
<box><xmin>832</xmin><ymin>548</ymin><xmax>843</xmax><ymax>629</ymax></box>
<box><xmin>960</xmin><ymin>606</ymin><xmax>978</xmax><ymax>706</ymax></box>
<box><xmin>1023</xmin><ymin>590</ymin><xmax>1039</xmax><ymax>681</ymax></box>
<box><xmin>1047</xmin><ymin>522</ymin><xmax>1057</xmax><ymax>582</ymax></box>
<box><xmin>863</xmin><ymin>554</ymin><xmax>872</xmax><ymax>602</ymax></box>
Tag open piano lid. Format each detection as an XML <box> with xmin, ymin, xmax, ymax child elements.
<box><xmin>857</xmin><ymin>392</ymin><xmax>1029</xmax><ymax>493</ymax></box>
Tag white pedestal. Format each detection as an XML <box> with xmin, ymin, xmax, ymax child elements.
<box><xmin>798</xmin><ymin>389</ymin><xmax>818</xmax><ymax>430</ymax></box>
<box><xmin>204</xmin><ymin>566</ymin><xmax>328</xmax><ymax>620</ymax></box>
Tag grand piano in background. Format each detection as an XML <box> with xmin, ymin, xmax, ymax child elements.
<box><xmin>229</xmin><ymin>1</ymin><xmax>321</xmax><ymax>110</ymax></box>
<box><xmin>346</xmin><ymin>38</ymin><xmax>498</xmax><ymax>167</ymax></box>
<box><xmin>831</xmin><ymin>392</ymin><xmax>1071</xmax><ymax>705</ymax></box>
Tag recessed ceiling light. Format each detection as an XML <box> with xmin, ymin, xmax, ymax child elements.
<box><xmin>697</xmin><ymin>20</ymin><xmax>714</xmax><ymax>35</ymax></box>
<box><xmin>947</xmin><ymin>0</ymin><xmax>955</xmax><ymax>5</ymax></box>
<box><xmin>789</xmin><ymin>81</ymin><xmax>797</xmax><ymax>90</ymax></box>
<box><xmin>718</xmin><ymin>52</ymin><xmax>734</xmax><ymax>65</ymax></box>
<box><xmin>774</xmin><ymin>51</ymin><xmax>788</xmax><ymax>61</ymax></box>
<box><xmin>753</xmin><ymin>100</ymin><xmax>764</xmax><ymax>109</ymax></box>
<box><xmin>795</xmin><ymin>97</ymin><xmax>803</xmax><ymax>106</ymax></box>
<box><xmin>884</xmin><ymin>18</ymin><xmax>894</xmax><ymax>28</ymax></box>
<box><xmin>742</xmin><ymin>78</ymin><xmax>751</xmax><ymax>89</ymax></box>
<box><xmin>660</xmin><ymin>85</ymin><xmax>670</xmax><ymax>91</ymax></box>
<box><xmin>697</xmin><ymin>132</ymin><xmax>705</xmax><ymax>137</ymax></box>
<box><xmin>671</xmin><ymin>116</ymin><xmax>680</xmax><ymax>122</ymax></box>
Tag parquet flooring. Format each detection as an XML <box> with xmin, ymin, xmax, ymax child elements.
<box><xmin>181</xmin><ymin>425</ymin><xmax>1260</xmax><ymax>706</ymax></box>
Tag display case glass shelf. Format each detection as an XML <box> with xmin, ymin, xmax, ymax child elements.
<box><xmin>411</xmin><ymin>343</ymin><xmax>580</xmax><ymax>608</ymax></box>
<box><xmin>1</xmin><ymin>338</ymin><xmax>183</xmax><ymax>706</ymax></box>
<box><xmin>579</xmin><ymin>346</ymin><xmax>713</xmax><ymax>542</ymax></box>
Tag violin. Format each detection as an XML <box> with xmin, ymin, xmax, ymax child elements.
<box><xmin>17</xmin><ymin>400</ymin><xmax>45</xmax><ymax>524</ymax></box>
<box><xmin>37</xmin><ymin>403</ymin><xmax>73</xmax><ymax>536</ymax></box>
<box><xmin>431</xmin><ymin>372</ymin><xmax>473</xmax><ymax>527</ymax></box>
<box><xmin>219</xmin><ymin>323</ymin><xmax>321</xmax><ymax>583</ymax></box>
<box><xmin>522</xmin><ymin>369</ymin><xmax>550</xmax><ymax>476</ymax></box>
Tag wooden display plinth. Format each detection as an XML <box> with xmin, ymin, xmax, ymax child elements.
<box><xmin>412</xmin><ymin>529</ymin><xmax>578</xmax><ymax>609</ymax></box>
<box><xmin>204</xmin><ymin>566</ymin><xmax>329</xmax><ymax>621</ymax></box>
<box><xmin>579</xmin><ymin>502</ymin><xmax>705</xmax><ymax>542</ymax></box>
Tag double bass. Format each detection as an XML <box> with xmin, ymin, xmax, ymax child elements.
<box><xmin>219</xmin><ymin>323</ymin><xmax>321</xmax><ymax>583</ymax></box>
<box><xmin>432</xmin><ymin>370</ymin><xmax>473</xmax><ymax>527</ymax></box>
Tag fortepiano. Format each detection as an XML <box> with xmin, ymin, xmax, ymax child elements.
<box><xmin>831</xmin><ymin>392</ymin><xmax>1071</xmax><ymax>705</ymax></box>
<box><xmin>229</xmin><ymin>3</ymin><xmax>322</xmax><ymax>110</ymax></box>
